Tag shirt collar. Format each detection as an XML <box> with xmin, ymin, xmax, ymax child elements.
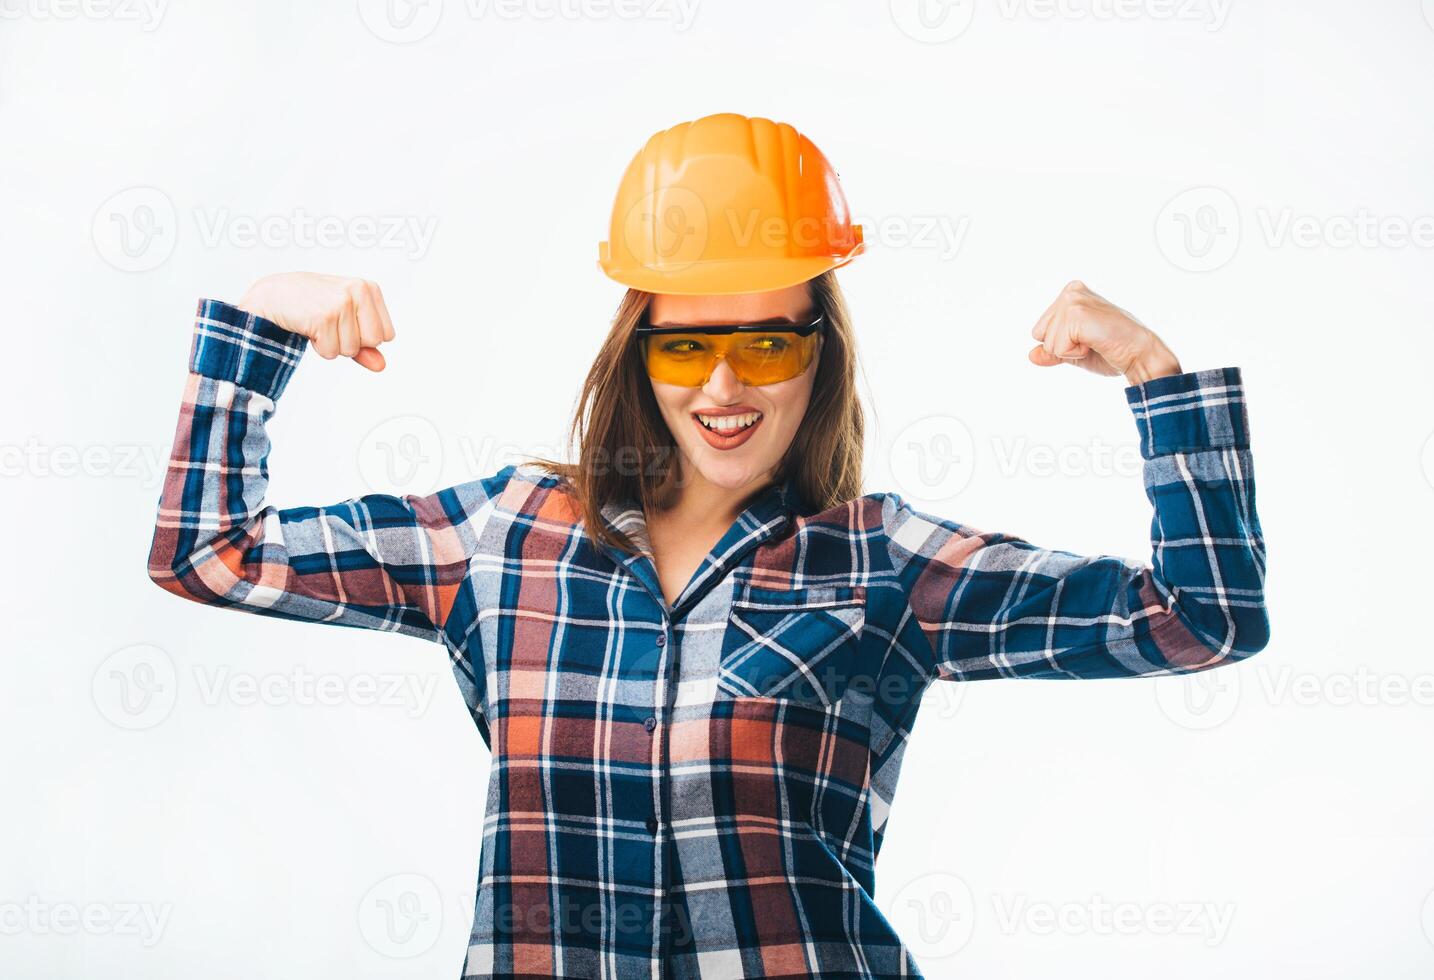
<box><xmin>598</xmin><ymin>475</ymin><xmax>802</xmax><ymax>546</ymax></box>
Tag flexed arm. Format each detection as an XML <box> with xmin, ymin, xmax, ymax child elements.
<box><xmin>146</xmin><ymin>274</ymin><xmax>508</xmax><ymax>644</ymax></box>
<box><xmin>885</xmin><ymin>282</ymin><xmax>1268</xmax><ymax>680</ymax></box>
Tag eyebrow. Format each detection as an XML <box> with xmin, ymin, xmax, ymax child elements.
<box><xmin>646</xmin><ymin>311</ymin><xmax>817</xmax><ymax>328</ymax></box>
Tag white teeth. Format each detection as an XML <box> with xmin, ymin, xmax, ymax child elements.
<box><xmin>696</xmin><ymin>411</ymin><xmax>761</xmax><ymax>433</ymax></box>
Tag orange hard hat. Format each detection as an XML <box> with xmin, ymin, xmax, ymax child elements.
<box><xmin>597</xmin><ymin>112</ymin><xmax>865</xmax><ymax>295</ymax></box>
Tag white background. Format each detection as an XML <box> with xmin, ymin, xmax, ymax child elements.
<box><xmin>3</xmin><ymin>0</ymin><xmax>1432</xmax><ymax>977</ymax></box>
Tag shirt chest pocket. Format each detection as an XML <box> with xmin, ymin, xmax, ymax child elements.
<box><xmin>717</xmin><ymin>584</ymin><xmax>868</xmax><ymax>709</ymax></box>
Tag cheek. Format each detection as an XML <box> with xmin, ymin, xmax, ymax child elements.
<box><xmin>773</xmin><ymin>369</ymin><xmax>816</xmax><ymax>419</ymax></box>
<box><xmin>649</xmin><ymin>381</ymin><xmax>690</xmax><ymax>421</ymax></box>
<box><xmin>762</xmin><ymin>382</ymin><xmax>814</xmax><ymax>444</ymax></box>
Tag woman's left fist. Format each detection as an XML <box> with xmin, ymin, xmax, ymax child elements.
<box><xmin>1029</xmin><ymin>281</ymin><xmax>1182</xmax><ymax>385</ymax></box>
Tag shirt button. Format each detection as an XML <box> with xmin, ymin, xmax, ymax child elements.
<box><xmin>644</xmin><ymin>716</ymin><xmax>657</xmax><ymax>733</ymax></box>
<box><xmin>655</xmin><ymin>634</ymin><xmax>666</xmax><ymax>647</ymax></box>
<box><xmin>646</xmin><ymin>816</ymin><xmax>658</xmax><ymax>834</ymax></box>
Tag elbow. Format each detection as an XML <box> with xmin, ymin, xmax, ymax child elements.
<box><xmin>1190</xmin><ymin>603</ymin><xmax>1270</xmax><ymax>668</ymax></box>
<box><xmin>1228</xmin><ymin>605</ymin><xmax>1271</xmax><ymax>660</ymax></box>
<box><xmin>146</xmin><ymin>531</ymin><xmax>198</xmax><ymax>602</ymax></box>
<box><xmin>147</xmin><ymin>559</ymin><xmax>193</xmax><ymax>601</ymax></box>
<box><xmin>149</xmin><ymin>568</ymin><xmax>193</xmax><ymax>601</ymax></box>
<box><xmin>1160</xmin><ymin>600</ymin><xmax>1269</xmax><ymax>674</ymax></box>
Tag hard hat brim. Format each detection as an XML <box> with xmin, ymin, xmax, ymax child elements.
<box><xmin>598</xmin><ymin>247</ymin><xmax>864</xmax><ymax>296</ymax></box>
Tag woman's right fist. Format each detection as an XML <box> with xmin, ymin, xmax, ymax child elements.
<box><xmin>237</xmin><ymin>272</ymin><xmax>396</xmax><ymax>373</ymax></box>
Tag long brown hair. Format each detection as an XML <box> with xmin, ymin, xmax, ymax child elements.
<box><xmin>530</xmin><ymin>271</ymin><xmax>864</xmax><ymax>554</ymax></box>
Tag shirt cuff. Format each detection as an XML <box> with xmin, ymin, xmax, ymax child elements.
<box><xmin>188</xmin><ymin>298</ymin><xmax>308</xmax><ymax>401</ymax></box>
<box><xmin>1125</xmin><ymin>367</ymin><xmax>1249</xmax><ymax>459</ymax></box>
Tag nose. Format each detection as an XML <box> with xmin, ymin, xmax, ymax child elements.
<box><xmin>702</xmin><ymin>356</ymin><xmax>745</xmax><ymax>402</ymax></box>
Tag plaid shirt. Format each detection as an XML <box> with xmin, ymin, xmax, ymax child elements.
<box><xmin>148</xmin><ymin>299</ymin><xmax>1269</xmax><ymax>979</ymax></box>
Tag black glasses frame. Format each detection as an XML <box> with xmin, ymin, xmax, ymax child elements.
<box><xmin>634</xmin><ymin>311</ymin><xmax>826</xmax><ymax>337</ymax></box>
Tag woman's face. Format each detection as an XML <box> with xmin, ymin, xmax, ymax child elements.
<box><xmin>646</xmin><ymin>283</ymin><xmax>818</xmax><ymax>495</ymax></box>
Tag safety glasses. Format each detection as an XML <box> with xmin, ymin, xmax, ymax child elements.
<box><xmin>635</xmin><ymin>311</ymin><xmax>824</xmax><ymax>387</ymax></box>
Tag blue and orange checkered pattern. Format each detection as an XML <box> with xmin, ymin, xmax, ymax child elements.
<box><xmin>148</xmin><ymin>299</ymin><xmax>1269</xmax><ymax>978</ymax></box>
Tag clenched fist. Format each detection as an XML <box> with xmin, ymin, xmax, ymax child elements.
<box><xmin>237</xmin><ymin>272</ymin><xmax>396</xmax><ymax>373</ymax></box>
<box><xmin>1029</xmin><ymin>281</ymin><xmax>1182</xmax><ymax>385</ymax></box>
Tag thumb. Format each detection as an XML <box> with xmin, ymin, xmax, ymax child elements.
<box><xmin>1028</xmin><ymin>344</ymin><xmax>1062</xmax><ymax>367</ymax></box>
<box><xmin>353</xmin><ymin>347</ymin><xmax>386</xmax><ymax>372</ymax></box>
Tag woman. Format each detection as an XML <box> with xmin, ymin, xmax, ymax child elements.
<box><xmin>148</xmin><ymin>113</ymin><xmax>1268</xmax><ymax>979</ymax></box>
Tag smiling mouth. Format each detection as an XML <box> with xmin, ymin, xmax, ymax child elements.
<box><xmin>693</xmin><ymin>410</ymin><xmax>762</xmax><ymax>433</ymax></box>
<box><xmin>690</xmin><ymin>409</ymin><xmax>764</xmax><ymax>450</ymax></box>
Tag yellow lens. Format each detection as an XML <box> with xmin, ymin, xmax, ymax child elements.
<box><xmin>643</xmin><ymin>333</ymin><xmax>717</xmax><ymax>386</ymax></box>
<box><xmin>643</xmin><ymin>331</ymin><xmax>818</xmax><ymax>387</ymax></box>
<box><xmin>726</xmin><ymin>331</ymin><xmax>817</xmax><ymax>386</ymax></box>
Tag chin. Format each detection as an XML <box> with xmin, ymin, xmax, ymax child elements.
<box><xmin>680</xmin><ymin>445</ymin><xmax>771</xmax><ymax>490</ymax></box>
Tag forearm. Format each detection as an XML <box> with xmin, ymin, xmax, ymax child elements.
<box><xmin>1123</xmin><ymin>366</ymin><xmax>1268</xmax><ymax>664</ymax></box>
<box><xmin>888</xmin><ymin>366</ymin><xmax>1268</xmax><ymax>680</ymax></box>
<box><xmin>146</xmin><ymin>300</ymin><xmax>309</xmax><ymax>606</ymax></box>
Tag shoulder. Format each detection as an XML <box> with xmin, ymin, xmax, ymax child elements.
<box><xmin>793</xmin><ymin>490</ymin><xmax>948</xmax><ymax>542</ymax></box>
<box><xmin>503</xmin><ymin>461</ymin><xmax>569</xmax><ymax>491</ymax></box>
<box><xmin>819</xmin><ymin>490</ymin><xmax>985</xmax><ymax>560</ymax></box>
<box><xmin>479</xmin><ymin>462</ymin><xmax>587</xmax><ymax>526</ymax></box>
<box><xmin>427</xmin><ymin>462</ymin><xmax>568</xmax><ymax>517</ymax></box>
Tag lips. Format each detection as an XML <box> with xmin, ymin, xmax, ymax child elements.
<box><xmin>691</xmin><ymin>408</ymin><xmax>763</xmax><ymax>451</ymax></box>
